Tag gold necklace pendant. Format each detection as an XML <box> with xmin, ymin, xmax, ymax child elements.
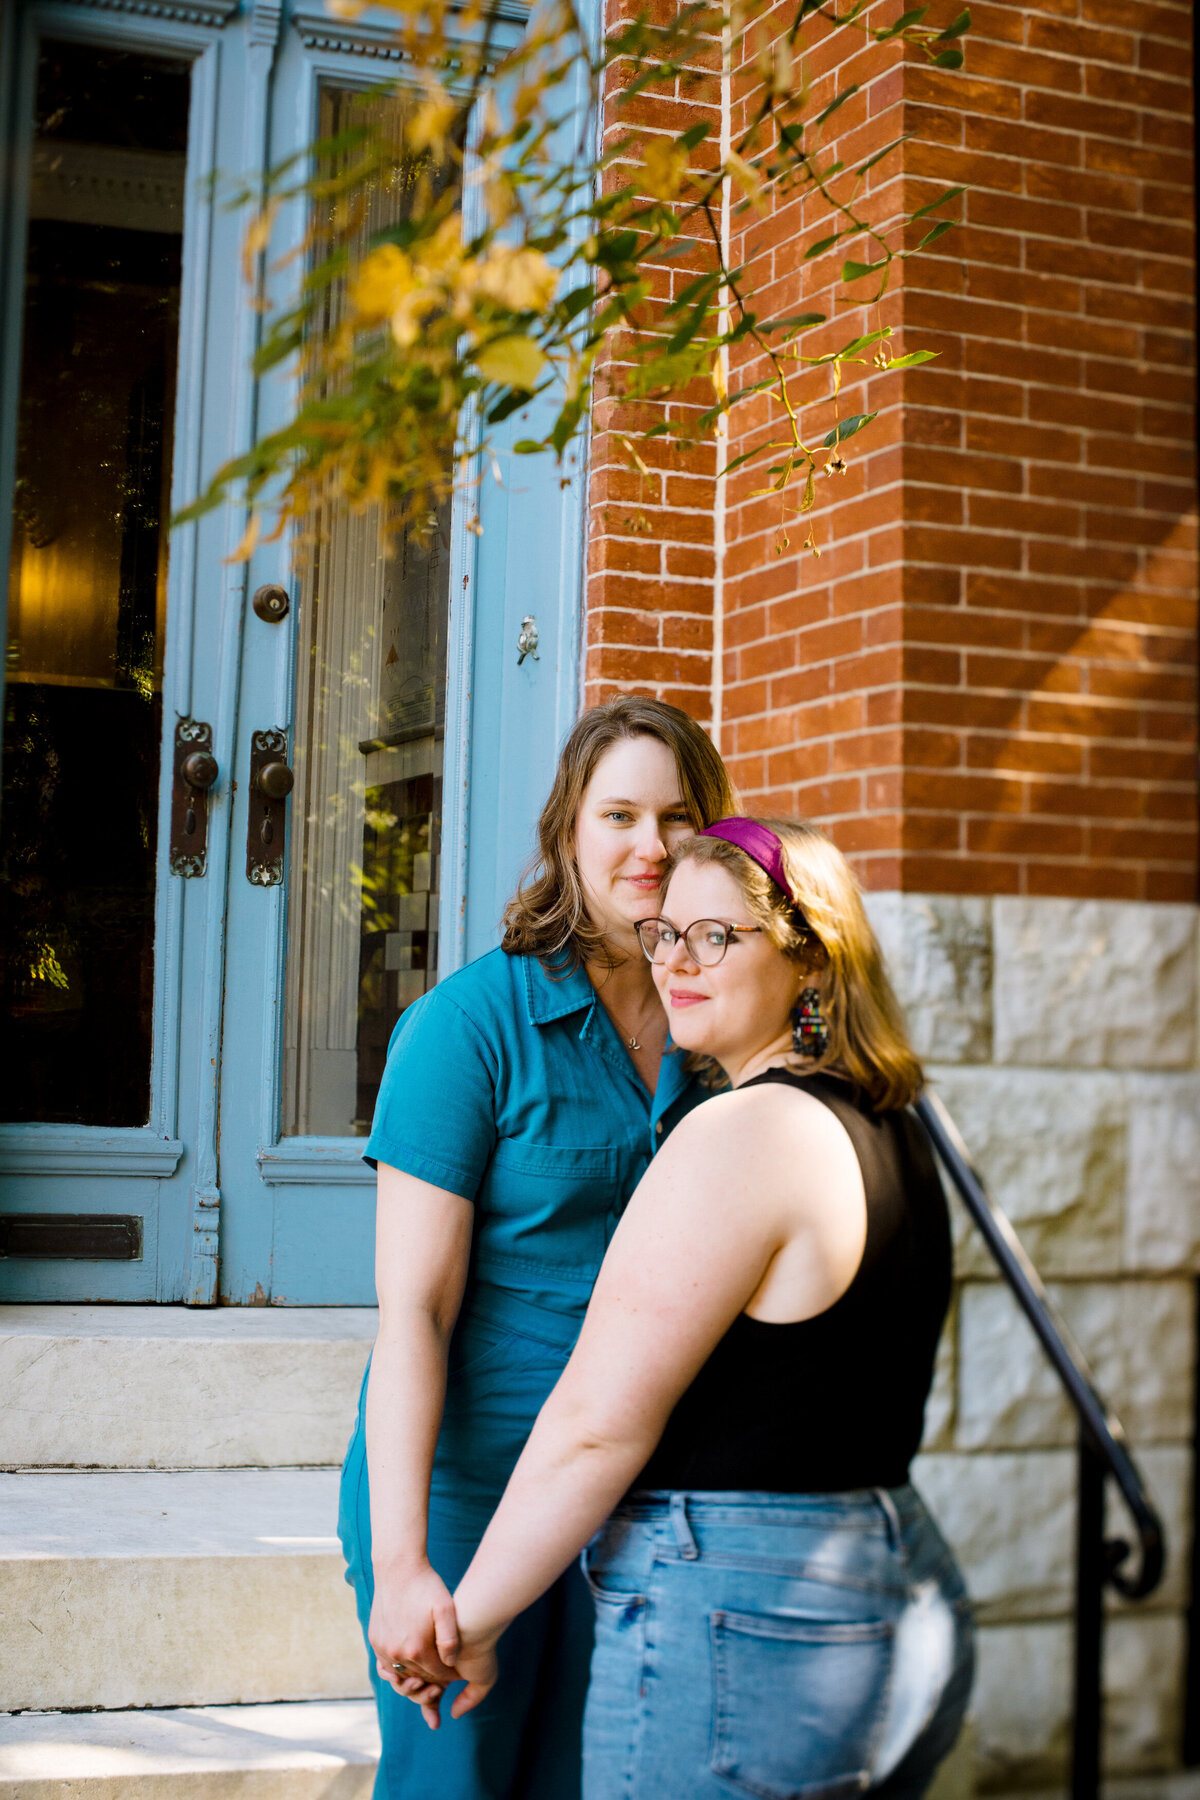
<box><xmin>628</xmin><ymin>1035</ymin><xmax>642</xmax><ymax>1052</ymax></box>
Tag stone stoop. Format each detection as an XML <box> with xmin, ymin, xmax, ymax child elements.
<box><xmin>0</xmin><ymin>1701</ymin><xmax>379</xmax><ymax>1800</ymax></box>
<box><xmin>0</xmin><ymin>1308</ymin><xmax>378</xmax><ymax>1798</ymax></box>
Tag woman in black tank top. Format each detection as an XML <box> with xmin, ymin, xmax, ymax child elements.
<box><xmin>396</xmin><ymin>816</ymin><xmax>974</xmax><ymax>1800</ymax></box>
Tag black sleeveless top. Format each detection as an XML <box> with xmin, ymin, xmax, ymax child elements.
<box><xmin>636</xmin><ymin>1070</ymin><xmax>952</xmax><ymax>1494</ymax></box>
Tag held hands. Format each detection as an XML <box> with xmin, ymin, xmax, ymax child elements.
<box><xmin>367</xmin><ymin>1561</ymin><xmax>462</xmax><ymax>1728</ymax></box>
<box><xmin>393</xmin><ymin>1621</ymin><xmax>502</xmax><ymax>1729</ymax></box>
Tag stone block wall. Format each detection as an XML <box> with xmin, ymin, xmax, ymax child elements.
<box><xmin>868</xmin><ymin>890</ymin><xmax>1200</xmax><ymax>1791</ymax></box>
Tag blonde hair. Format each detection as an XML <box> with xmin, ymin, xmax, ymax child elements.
<box><xmin>669</xmin><ymin>817</ymin><xmax>923</xmax><ymax>1110</ymax></box>
<box><xmin>501</xmin><ymin>696</ymin><xmax>736</xmax><ymax>971</ymax></box>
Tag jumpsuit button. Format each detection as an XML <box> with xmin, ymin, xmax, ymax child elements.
<box><xmin>655</xmin><ymin>1121</ymin><xmax>664</xmax><ymax>1135</ymax></box>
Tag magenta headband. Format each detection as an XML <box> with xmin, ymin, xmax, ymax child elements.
<box><xmin>699</xmin><ymin>817</ymin><xmax>795</xmax><ymax>903</ymax></box>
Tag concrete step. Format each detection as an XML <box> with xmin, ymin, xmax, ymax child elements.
<box><xmin>0</xmin><ymin>1470</ymin><xmax>370</xmax><ymax>1711</ymax></box>
<box><xmin>1</xmin><ymin>1307</ymin><xmax>376</xmax><ymax>1470</ymax></box>
<box><xmin>0</xmin><ymin>1700</ymin><xmax>379</xmax><ymax>1798</ymax></box>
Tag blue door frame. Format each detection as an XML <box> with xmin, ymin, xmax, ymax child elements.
<box><xmin>0</xmin><ymin>0</ymin><xmax>588</xmax><ymax>1304</ymax></box>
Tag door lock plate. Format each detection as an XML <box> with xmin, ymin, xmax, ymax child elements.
<box><xmin>246</xmin><ymin>728</ymin><xmax>292</xmax><ymax>887</ymax></box>
<box><xmin>169</xmin><ymin>718</ymin><xmax>217</xmax><ymax>877</ymax></box>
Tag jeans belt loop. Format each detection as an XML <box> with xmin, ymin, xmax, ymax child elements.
<box><xmin>874</xmin><ymin>1486</ymin><xmax>902</xmax><ymax>1551</ymax></box>
<box><xmin>669</xmin><ymin>1491</ymin><xmax>700</xmax><ymax>1560</ymax></box>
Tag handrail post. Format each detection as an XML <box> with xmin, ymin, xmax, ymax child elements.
<box><xmin>1072</xmin><ymin>1430</ymin><xmax>1107</xmax><ymax>1800</ymax></box>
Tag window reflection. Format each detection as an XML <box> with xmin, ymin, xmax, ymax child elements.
<box><xmin>282</xmin><ymin>88</ymin><xmax>452</xmax><ymax>1139</ymax></box>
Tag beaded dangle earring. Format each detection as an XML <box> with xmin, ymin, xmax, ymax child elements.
<box><xmin>792</xmin><ymin>988</ymin><xmax>829</xmax><ymax>1060</ymax></box>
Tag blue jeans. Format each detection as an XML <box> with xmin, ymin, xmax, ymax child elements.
<box><xmin>581</xmin><ymin>1486</ymin><xmax>974</xmax><ymax>1800</ymax></box>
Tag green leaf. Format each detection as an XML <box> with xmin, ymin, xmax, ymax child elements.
<box><xmin>487</xmin><ymin>386</ymin><xmax>538</xmax><ymax>425</ymax></box>
<box><xmin>936</xmin><ymin>7</ymin><xmax>971</xmax><ymax>38</ymax></box>
<box><xmin>677</xmin><ymin>122</ymin><xmax>711</xmax><ymax>149</ymax></box>
<box><xmin>557</xmin><ymin>283</ymin><xmax>596</xmax><ymax>323</ymax></box>
<box><xmin>550</xmin><ymin>396</ymin><xmax>584</xmax><ymax>455</ymax></box>
<box><xmin>815</xmin><ymin>83</ymin><xmax>859</xmax><ymax>127</ymax></box>
<box><xmin>853</xmin><ymin>134</ymin><xmax>909</xmax><ymax>178</ymax></box>
<box><xmin>513</xmin><ymin>439</ymin><xmax>545</xmax><ymax>453</ymax></box>
<box><xmin>910</xmin><ymin>184</ymin><xmax>965</xmax><ymax>221</ymax></box>
<box><xmin>907</xmin><ymin>217</ymin><xmax>957</xmax><ymax>252</ymax></box>
<box><xmin>760</xmin><ymin>310</ymin><xmax>826</xmax><ymax>334</ymax></box>
<box><xmin>592</xmin><ymin>229</ymin><xmax>639</xmax><ymax>270</ymax></box>
<box><xmin>719</xmin><ymin>438</ymin><xmax>788</xmax><ymax>477</ymax></box>
<box><xmin>779</xmin><ymin>121</ymin><xmax>804</xmax><ymax>148</ymax></box>
<box><xmin>667</xmin><ymin>295</ymin><xmax>714</xmax><ymax>355</ymax></box>
<box><xmin>874</xmin><ymin>5</ymin><xmax>926</xmax><ymax>37</ymax></box>
<box><xmin>822</xmin><ymin>411</ymin><xmax>877</xmax><ymax>447</ymax></box>
<box><xmin>804</xmin><ymin>232</ymin><xmax>846</xmax><ymax>261</ymax></box>
<box><xmin>833</xmin><ymin>328</ymin><xmax>890</xmax><ymax>358</ymax></box>
<box><xmin>664</xmin><ymin>269</ymin><xmax>722</xmax><ymax>318</ymax></box>
<box><xmin>932</xmin><ymin>46</ymin><xmax>965</xmax><ymax>66</ymax></box>
<box><xmin>841</xmin><ymin>257</ymin><xmax>887</xmax><ymax>282</ymax></box>
<box><xmin>655</xmin><ymin>238</ymin><xmax>703</xmax><ymax>262</ymax></box>
<box><xmin>883</xmin><ymin>348</ymin><xmax>939</xmax><ymax>368</ymax></box>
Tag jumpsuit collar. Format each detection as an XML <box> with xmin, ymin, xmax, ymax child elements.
<box><xmin>520</xmin><ymin>953</ymin><xmax>690</xmax><ymax>1131</ymax></box>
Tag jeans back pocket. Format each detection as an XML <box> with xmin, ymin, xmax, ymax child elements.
<box><xmin>710</xmin><ymin>1608</ymin><xmax>894</xmax><ymax>1800</ymax></box>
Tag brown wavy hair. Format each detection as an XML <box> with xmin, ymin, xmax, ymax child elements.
<box><xmin>668</xmin><ymin>818</ymin><xmax>923</xmax><ymax>1110</ymax></box>
<box><xmin>501</xmin><ymin>696</ymin><xmax>736</xmax><ymax>970</ymax></box>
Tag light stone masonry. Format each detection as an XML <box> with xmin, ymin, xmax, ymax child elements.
<box><xmin>0</xmin><ymin>1307</ymin><xmax>377</xmax><ymax>1470</ymax></box>
<box><xmin>865</xmin><ymin>892</ymin><xmax>1200</xmax><ymax>1794</ymax></box>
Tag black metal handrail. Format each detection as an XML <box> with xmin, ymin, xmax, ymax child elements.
<box><xmin>915</xmin><ymin>1089</ymin><xmax>1166</xmax><ymax>1800</ymax></box>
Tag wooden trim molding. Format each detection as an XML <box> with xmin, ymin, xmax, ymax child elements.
<box><xmin>291</xmin><ymin>0</ymin><xmax>526</xmax><ymax>58</ymax></box>
<box><xmin>0</xmin><ymin>1127</ymin><xmax>184</xmax><ymax>1177</ymax></box>
<box><xmin>257</xmin><ymin>1138</ymin><xmax>375</xmax><ymax>1185</ymax></box>
<box><xmin>65</xmin><ymin>0</ymin><xmax>238</xmax><ymax>25</ymax></box>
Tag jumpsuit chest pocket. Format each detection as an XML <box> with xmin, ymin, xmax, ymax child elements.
<box><xmin>480</xmin><ymin>1139</ymin><xmax>621</xmax><ymax>1277</ymax></box>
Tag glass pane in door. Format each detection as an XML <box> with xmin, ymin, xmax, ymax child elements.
<box><xmin>283</xmin><ymin>87</ymin><xmax>453</xmax><ymax>1139</ymax></box>
<box><xmin>0</xmin><ymin>41</ymin><xmax>189</xmax><ymax>1125</ymax></box>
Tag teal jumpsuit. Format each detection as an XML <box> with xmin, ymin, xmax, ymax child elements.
<box><xmin>338</xmin><ymin>946</ymin><xmax>704</xmax><ymax>1800</ymax></box>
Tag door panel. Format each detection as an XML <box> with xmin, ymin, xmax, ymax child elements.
<box><xmin>215</xmin><ymin>18</ymin><xmax>585</xmax><ymax>1303</ymax></box>
<box><xmin>0</xmin><ymin>2</ymin><xmax>258</xmax><ymax>1302</ymax></box>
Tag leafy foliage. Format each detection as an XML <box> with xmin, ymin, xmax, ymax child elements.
<box><xmin>177</xmin><ymin>0</ymin><xmax>969</xmax><ymax>548</ymax></box>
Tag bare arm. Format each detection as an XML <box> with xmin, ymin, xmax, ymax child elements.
<box><xmin>436</xmin><ymin>1085</ymin><xmax>865</xmax><ymax>1717</ymax></box>
<box><xmin>365</xmin><ymin>1162</ymin><xmax>474</xmax><ymax>1701</ymax></box>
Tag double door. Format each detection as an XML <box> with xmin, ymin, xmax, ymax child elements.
<box><xmin>0</xmin><ymin>0</ymin><xmax>585</xmax><ymax>1303</ymax></box>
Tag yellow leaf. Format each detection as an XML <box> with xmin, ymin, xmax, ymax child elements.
<box><xmin>471</xmin><ymin>244</ymin><xmax>559</xmax><ymax>312</ymax></box>
<box><xmin>352</xmin><ymin>244</ymin><xmax>414</xmax><ymax>323</ymax></box>
<box><xmin>407</xmin><ymin>96</ymin><xmax>458</xmax><ymax>154</ymax></box>
<box><xmin>225</xmin><ymin>512</ymin><xmax>261</xmax><ymax>565</ymax></box>
<box><xmin>241</xmin><ymin>200</ymin><xmax>278</xmax><ymax>286</ymax></box>
<box><xmin>726</xmin><ymin>150</ymin><xmax>765</xmax><ymax>211</ymax></box>
<box><xmin>474</xmin><ymin>335</ymin><xmax>546</xmax><ymax>388</ymax></box>
<box><xmin>642</xmin><ymin>138</ymin><xmax>688</xmax><ymax>201</ymax></box>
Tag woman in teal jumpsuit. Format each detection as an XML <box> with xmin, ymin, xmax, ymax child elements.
<box><xmin>339</xmin><ymin>694</ymin><xmax>734</xmax><ymax>1799</ymax></box>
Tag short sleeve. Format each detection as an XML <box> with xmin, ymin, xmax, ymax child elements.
<box><xmin>363</xmin><ymin>986</ymin><xmax>499</xmax><ymax>1199</ymax></box>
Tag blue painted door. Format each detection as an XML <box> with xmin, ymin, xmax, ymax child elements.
<box><xmin>0</xmin><ymin>0</ymin><xmax>585</xmax><ymax>1304</ymax></box>
<box><xmin>0</xmin><ymin>0</ymin><xmax>259</xmax><ymax>1301</ymax></box>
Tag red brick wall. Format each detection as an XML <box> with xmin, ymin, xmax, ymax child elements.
<box><xmin>584</xmin><ymin>20</ymin><xmax>723</xmax><ymax>720</ymax></box>
<box><xmin>588</xmin><ymin>0</ymin><xmax>1198</xmax><ymax>901</ymax></box>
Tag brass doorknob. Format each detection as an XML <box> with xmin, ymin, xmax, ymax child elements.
<box><xmin>182</xmin><ymin>751</ymin><xmax>219</xmax><ymax>790</ymax></box>
<box><xmin>256</xmin><ymin>760</ymin><xmax>294</xmax><ymax>800</ymax></box>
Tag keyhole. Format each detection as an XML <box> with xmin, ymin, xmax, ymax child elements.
<box><xmin>185</xmin><ymin>800</ymin><xmax>197</xmax><ymax>835</ymax></box>
<box><xmin>261</xmin><ymin>809</ymin><xmax>274</xmax><ymax>846</ymax></box>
